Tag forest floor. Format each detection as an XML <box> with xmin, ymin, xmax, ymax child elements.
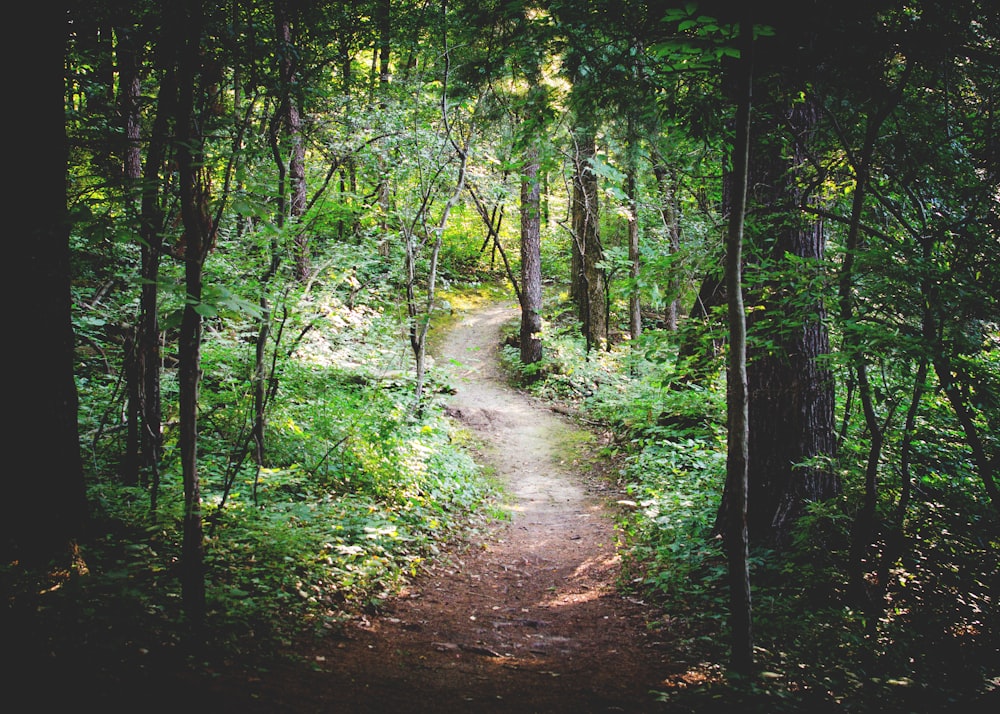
<box><xmin>13</xmin><ymin>300</ymin><xmax>712</xmax><ymax>713</ymax></box>
<box><xmin>171</xmin><ymin>299</ymin><xmax>698</xmax><ymax>713</ymax></box>
<box><xmin>207</xmin><ymin>299</ymin><xmax>697</xmax><ymax>713</ymax></box>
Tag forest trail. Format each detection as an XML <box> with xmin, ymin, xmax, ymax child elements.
<box><xmin>218</xmin><ymin>301</ymin><xmax>682</xmax><ymax>713</ymax></box>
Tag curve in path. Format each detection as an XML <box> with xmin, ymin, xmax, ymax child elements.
<box><xmin>244</xmin><ymin>301</ymin><xmax>677</xmax><ymax>713</ymax></box>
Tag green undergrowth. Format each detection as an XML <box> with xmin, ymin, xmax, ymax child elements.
<box><xmin>7</xmin><ymin>269</ymin><xmax>504</xmax><ymax>673</ymax></box>
<box><xmin>499</xmin><ymin>291</ymin><xmax>999</xmax><ymax>713</ymax></box>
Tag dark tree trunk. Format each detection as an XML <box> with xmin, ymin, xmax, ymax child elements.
<box><xmin>135</xmin><ymin>55</ymin><xmax>179</xmax><ymax>505</ymax></box>
<box><xmin>374</xmin><ymin>0</ymin><xmax>392</xmax><ymax>255</ymax></box>
<box><xmin>520</xmin><ymin>144</ymin><xmax>543</xmax><ymax>366</ymax></box>
<box><xmin>723</xmin><ymin>14</ymin><xmax>755</xmax><ymax>675</ymax></box>
<box><xmin>743</xmin><ymin>91</ymin><xmax>838</xmax><ymax>547</ymax></box>
<box><xmin>378</xmin><ymin>0</ymin><xmax>391</xmax><ymax>86</ymax></box>
<box><xmin>570</xmin><ymin>129</ymin><xmax>606</xmax><ymax>351</ymax></box>
<box><xmin>275</xmin><ymin>0</ymin><xmax>309</xmax><ymax>281</ymax></box>
<box><xmin>118</xmin><ymin>17</ymin><xmax>143</xmax><ymax>187</ymax></box>
<box><xmin>626</xmin><ymin>118</ymin><xmax>641</xmax><ymax>341</ymax></box>
<box><xmin>6</xmin><ymin>1</ymin><xmax>88</xmax><ymax>564</ymax></box>
<box><xmin>652</xmin><ymin>159</ymin><xmax>681</xmax><ymax>331</ymax></box>
<box><xmin>174</xmin><ymin>0</ymin><xmax>209</xmax><ymax>625</ymax></box>
<box><xmin>118</xmin><ymin>12</ymin><xmax>144</xmax><ymax>487</ymax></box>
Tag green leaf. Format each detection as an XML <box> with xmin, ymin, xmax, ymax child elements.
<box><xmin>194</xmin><ymin>301</ymin><xmax>218</xmax><ymax>317</ymax></box>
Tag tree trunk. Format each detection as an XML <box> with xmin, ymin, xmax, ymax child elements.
<box><xmin>374</xmin><ymin>0</ymin><xmax>392</xmax><ymax>256</ymax></box>
<box><xmin>133</xmin><ymin>48</ymin><xmax>178</xmax><ymax>503</ymax></box>
<box><xmin>723</xmin><ymin>15</ymin><xmax>754</xmax><ymax>675</ymax></box>
<box><xmin>570</xmin><ymin>129</ymin><xmax>606</xmax><ymax>351</ymax></box>
<box><xmin>652</xmin><ymin>159</ymin><xmax>681</xmax><ymax>331</ymax></box>
<box><xmin>118</xmin><ymin>13</ymin><xmax>143</xmax><ymax>487</ymax></box>
<box><xmin>6</xmin><ymin>1</ymin><xmax>88</xmax><ymax>564</ymax></box>
<box><xmin>626</xmin><ymin>118</ymin><xmax>641</xmax><ymax>341</ymax></box>
<box><xmin>275</xmin><ymin>0</ymin><xmax>309</xmax><ymax>281</ymax></box>
<box><xmin>520</xmin><ymin>143</ymin><xmax>543</xmax><ymax>366</ymax></box>
<box><xmin>743</xmin><ymin>90</ymin><xmax>838</xmax><ymax>547</ymax></box>
<box><xmin>174</xmin><ymin>0</ymin><xmax>209</xmax><ymax>625</ymax></box>
<box><xmin>378</xmin><ymin>0</ymin><xmax>391</xmax><ymax>86</ymax></box>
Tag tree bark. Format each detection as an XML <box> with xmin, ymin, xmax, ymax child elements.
<box><xmin>275</xmin><ymin>0</ymin><xmax>309</xmax><ymax>281</ymax></box>
<box><xmin>626</xmin><ymin>117</ymin><xmax>642</xmax><ymax>341</ymax></box>
<box><xmin>723</xmin><ymin>14</ymin><xmax>754</xmax><ymax>675</ymax></box>
<box><xmin>570</xmin><ymin>129</ymin><xmax>606</xmax><ymax>351</ymax></box>
<box><xmin>652</xmin><ymin>158</ymin><xmax>681</xmax><ymax>331</ymax></box>
<box><xmin>378</xmin><ymin>0</ymin><xmax>391</xmax><ymax>86</ymax></box>
<box><xmin>6</xmin><ymin>1</ymin><xmax>88</xmax><ymax>564</ymax></box>
<box><xmin>520</xmin><ymin>143</ymin><xmax>543</xmax><ymax>366</ymax></box>
<box><xmin>134</xmin><ymin>40</ymin><xmax>178</xmax><ymax>503</ymax></box>
<box><xmin>118</xmin><ymin>11</ymin><xmax>143</xmax><ymax>486</ymax></box>
<box><xmin>743</xmin><ymin>90</ymin><xmax>838</xmax><ymax>547</ymax></box>
<box><xmin>173</xmin><ymin>0</ymin><xmax>209</xmax><ymax>625</ymax></box>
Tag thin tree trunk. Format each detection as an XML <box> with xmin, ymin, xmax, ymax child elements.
<box><xmin>407</xmin><ymin>36</ymin><xmax>475</xmax><ymax>410</ymax></box>
<box><xmin>570</xmin><ymin>128</ymin><xmax>606</xmax><ymax>351</ymax></box>
<box><xmin>136</xmin><ymin>55</ymin><xmax>180</xmax><ymax>507</ymax></box>
<box><xmin>253</xmin><ymin>104</ymin><xmax>290</xmax><ymax>475</ymax></box>
<box><xmin>626</xmin><ymin>116</ymin><xmax>641</xmax><ymax>341</ymax></box>
<box><xmin>838</xmin><ymin>98</ymin><xmax>899</xmax><ymax>605</ymax></box>
<box><xmin>653</xmin><ymin>158</ymin><xmax>682</xmax><ymax>331</ymax></box>
<box><xmin>275</xmin><ymin>0</ymin><xmax>308</xmax><ymax>281</ymax></box>
<box><xmin>520</xmin><ymin>143</ymin><xmax>543</xmax><ymax>366</ymax></box>
<box><xmin>375</xmin><ymin>0</ymin><xmax>392</xmax><ymax>255</ymax></box>
<box><xmin>174</xmin><ymin>0</ymin><xmax>209</xmax><ymax>626</ymax></box>
<box><xmin>723</xmin><ymin>15</ymin><xmax>754</xmax><ymax>675</ymax></box>
<box><xmin>7</xmin><ymin>1</ymin><xmax>88</xmax><ymax>564</ymax></box>
<box><xmin>118</xmin><ymin>13</ymin><xmax>143</xmax><ymax>487</ymax></box>
<box><xmin>378</xmin><ymin>0</ymin><xmax>391</xmax><ymax>86</ymax></box>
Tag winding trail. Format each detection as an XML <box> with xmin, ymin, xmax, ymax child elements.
<box><xmin>242</xmin><ymin>301</ymin><xmax>677</xmax><ymax>712</ymax></box>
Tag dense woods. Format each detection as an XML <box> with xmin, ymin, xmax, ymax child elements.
<box><xmin>5</xmin><ymin>0</ymin><xmax>999</xmax><ymax>711</ymax></box>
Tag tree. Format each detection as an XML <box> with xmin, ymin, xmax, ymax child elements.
<box><xmin>722</xmin><ymin>10</ymin><xmax>754</xmax><ymax>675</ymax></box>
<box><xmin>743</xmin><ymin>89</ymin><xmax>839</xmax><ymax>547</ymax></box>
<box><xmin>625</xmin><ymin>113</ymin><xmax>642</xmax><ymax>341</ymax></box>
<box><xmin>403</xmin><ymin>6</ymin><xmax>477</xmax><ymax>409</ymax></box>
<box><xmin>173</xmin><ymin>0</ymin><xmax>211</xmax><ymax>624</ymax></box>
<box><xmin>740</xmin><ymin>10</ymin><xmax>839</xmax><ymax>547</ymax></box>
<box><xmin>520</xmin><ymin>139</ymin><xmax>543</xmax><ymax>366</ymax></box>
<box><xmin>6</xmin><ymin>1</ymin><xmax>88</xmax><ymax>565</ymax></box>
<box><xmin>273</xmin><ymin>0</ymin><xmax>309</xmax><ymax>282</ymax></box>
<box><xmin>569</xmin><ymin>123</ymin><xmax>607</xmax><ymax>351</ymax></box>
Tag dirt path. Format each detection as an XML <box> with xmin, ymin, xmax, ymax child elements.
<box><xmin>231</xmin><ymin>302</ymin><xmax>678</xmax><ymax>713</ymax></box>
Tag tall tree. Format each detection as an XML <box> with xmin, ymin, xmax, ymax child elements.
<box><xmin>520</xmin><ymin>139</ymin><xmax>543</xmax><ymax>366</ymax></box>
<box><xmin>274</xmin><ymin>0</ymin><xmax>309</xmax><ymax>281</ymax></box>
<box><xmin>625</xmin><ymin>113</ymin><xmax>642</xmax><ymax>341</ymax></box>
<box><xmin>744</xmin><ymin>90</ymin><xmax>838</xmax><ymax>546</ymax></box>
<box><xmin>173</xmin><ymin>0</ymin><xmax>211</xmax><ymax>624</ymax></box>
<box><xmin>741</xmin><ymin>11</ymin><xmax>838</xmax><ymax>547</ymax></box>
<box><xmin>117</xmin><ymin>6</ymin><xmax>145</xmax><ymax>487</ymax></box>
<box><xmin>569</xmin><ymin>124</ymin><xmax>607</xmax><ymax>351</ymax></box>
<box><xmin>7</xmin><ymin>1</ymin><xmax>88</xmax><ymax>565</ymax></box>
<box><xmin>652</xmin><ymin>155</ymin><xmax>682</xmax><ymax>332</ymax></box>
<box><xmin>723</xmin><ymin>11</ymin><xmax>754</xmax><ymax>675</ymax></box>
<box><xmin>134</xmin><ymin>7</ymin><xmax>177</xmax><ymax>505</ymax></box>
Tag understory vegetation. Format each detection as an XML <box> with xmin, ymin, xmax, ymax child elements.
<box><xmin>7</xmin><ymin>243</ymin><xmax>506</xmax><ymax>670</ymax></box>
<box><xmin>11</xmin><ymin>2</ymin><xmax>1000</xmax><ymax>711</ymax></box>
<box><xmin>501</xmin><ymin>293</ymin><xmax>999</xmax><ymax>711</ymax></box>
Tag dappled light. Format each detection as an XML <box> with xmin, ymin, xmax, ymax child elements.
<box><xmin>11</xmin><ymin>1</ymin><xmax>1000</xmax><ymax>712</ymax></box>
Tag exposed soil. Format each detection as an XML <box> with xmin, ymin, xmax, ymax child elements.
<box><xmin>228</xmin><ymin>301</ymin><xmax>685</xmax><ymax>713</ymax></box>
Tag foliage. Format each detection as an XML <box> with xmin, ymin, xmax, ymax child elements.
<box><xmin>22</xmin><ymin>0</ymin><xmax>1000</xmax><ymax>709</ymax></box>
<box><xmin>512</xmin><ymin>288</ymin><xmax>999</xmax><ymax>710</ymax></box>
<box><xmin>16</xmin><ymin>237</ymin><xmax>501</xmax><ymax>666</ymax></box>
